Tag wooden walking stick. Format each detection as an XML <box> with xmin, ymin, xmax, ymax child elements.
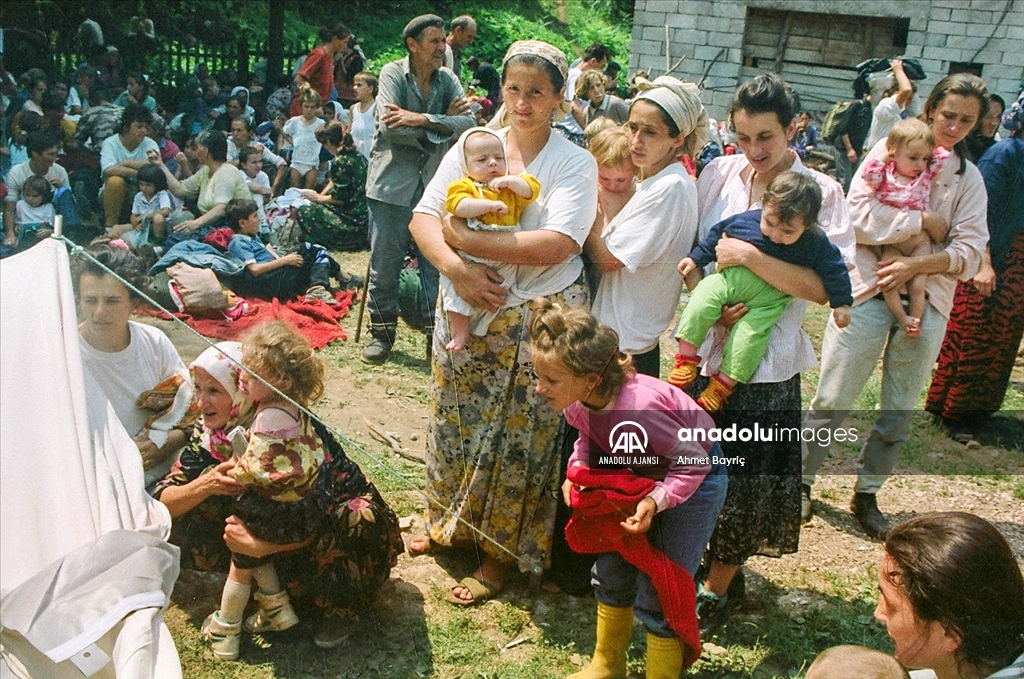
<box><xmin>354</xmin><ymin>259</ymin><xmax>371</xmax><ymax>342</ymax></box>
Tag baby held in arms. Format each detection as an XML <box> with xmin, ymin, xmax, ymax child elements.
<box><xmin>441</xmin><ymin>128</ymin><xmax>540</xmax><ymax>351</ymax></box>
<box><xmin>669</xmin><ymin>171</ymin><xmax>852</xmax><ymax>411</ymax></box>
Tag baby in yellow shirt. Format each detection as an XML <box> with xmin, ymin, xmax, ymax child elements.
<box><xmin>443</xmin><ymin>128</ymin><xmax>540</xmax><ymax>350</ymax></box>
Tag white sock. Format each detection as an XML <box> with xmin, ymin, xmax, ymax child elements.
<box><xmin>219</xmin><ymin>579</ymin><xmax>251</xmax><ymax>624</ymax></box>
<box><xmin>252</xmin><ymin>563</ymin><xmax>281</xmax><ymax>595</ymax></box>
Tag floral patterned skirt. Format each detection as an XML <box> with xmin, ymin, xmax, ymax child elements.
<box><xmin>425</xmin><ymin>276</ymin><xmax>589</xmax><ymax>573</ymax></box>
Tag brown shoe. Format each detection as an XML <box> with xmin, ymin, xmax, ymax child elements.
<box><xmin>851</xmin><ymin>492</ymin><xmax>889</xmax><ymax>540</ymax></box>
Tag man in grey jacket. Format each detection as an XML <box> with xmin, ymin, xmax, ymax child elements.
<box><xmin>362</xmin><ymin>14</ymin><xmax>474</xmax><ymax>364</ymax></box>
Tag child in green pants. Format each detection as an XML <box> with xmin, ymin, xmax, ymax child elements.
<box><xmin>669</xmin><ymin>172</ymin><xmax>852</xmax><ymax>410</ymax></box>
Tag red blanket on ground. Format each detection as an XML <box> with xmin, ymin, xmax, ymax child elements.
<box><xmin>139</xmin><ymin>291</ymin><xmax>354</xmax><ymax>349</ymax></box>
<box><xmin>564</xmin><ymin>466</ymin><xmax>701</xmax><ymax>670</ymax></box>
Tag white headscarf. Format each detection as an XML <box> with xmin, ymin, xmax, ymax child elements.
<box><xmin>633</xmin><ymin>76</ymin><xmax>710</xmax><ymax>159</ymax></box>
<box><xmin>189</xmin><ymin>342</ymin><xmax>244</xmax><ymax>404</ymax></box>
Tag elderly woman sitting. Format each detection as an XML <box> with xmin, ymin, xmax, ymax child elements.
<box><xmin>153</xmin><ymin>341</ymin><xmax>403</xmax><ymax>648</ymax></box>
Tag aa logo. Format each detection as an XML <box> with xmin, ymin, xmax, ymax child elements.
<box><xmin>609</xmin><ymin>421</ymin><xmax>648</xmax><ymax>455</ymax></box>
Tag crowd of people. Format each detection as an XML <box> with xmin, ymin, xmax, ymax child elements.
<box><xmin>3</xmin><ymin>10</ymin><xmax>1022</xmax><ymax>679</ymax></box>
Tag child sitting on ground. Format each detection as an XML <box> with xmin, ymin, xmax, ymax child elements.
<box><xmin>441</xmin><ymin>127</ymin><xmax>540</xmax><ymax>350</ymax></box>
<box><xmin>284</xmin><ymin>87</ymin><xmax>325</xmax><ymax>190</ymax></box>
<box><xmin>238</xmin><ymin>145</ymin><xmax>272</xmax><ymax>230</ymax></box>
<box><xmin>9</xmin><ymin>175</ymin><xmax>56</xmax><ymax>251</ymax></box>
<box><xmin>109</xmin><ymin>163</ymin><xmax>171</xmax><ymax>248</ymax></box>
<box><xmin>807</xmin><ymin>645</ymin><xmax>909</xmax><ymax>679</ymax></box>
<box><xmin>201</xmin><ymin>321</ymin><xmax>326</xmax><ymax>661</ymax></box>
<box><xmin>225</xmin><ymin>198</ymin><xmax>338</xmax><ymax>305</ymax></box>
<box><xmin>859</xmin><ymin>117</ymin><xmax>950</xmax><ymax>337</ymax></box>
<box><xmin>670</xmin><ymin>171</ymin><xmax>852</xmax><ymax>411</ymax></box>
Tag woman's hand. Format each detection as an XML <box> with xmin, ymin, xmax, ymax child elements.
<box><xmin>299</xmin><ymin>188</ymin><xmax>325</xmax><ymax>202</ymax></box>
<box><xmin>135</xmin><ymin>438</ymin><xmax>166</xmax><ymax>470</ymax></box>
<box><xmin>3</xmin><ymin>230</ymin><xmax>19</xmax><ymax>248</ymax></box>
<box><xmin>223</xmin><ymin>515</ymin><xmax>274</xmax><ymax>558</ymax></box>
<box><xmin>876</xmin><ymin>256</ymin><xmax>920</xmax><ymax>292</ymax></box>
<box><xmin>715</xmin><ymin>303</ymin><xmax>749</xmax><ymax>330</ymax></box>
<box><xmin>714</xmin><ymin>233</ymin><xmax>759</xmax><ymax>270</ymax></box>
<box><xmin>173</xmin><ymin>219</ymin><xmax>201</xmax><ymax>234</ymax></box>
<box><xmin>448</xmin><ymin>257</ymin><xmax>506</xmax><ymax>312</ymax></box>
<box><xmin>199</xmin><ymin>460</ymin><xmax>244</xmax><ymax>498</ymax></box>
<box><xmin>441</xmin><ymin>213</ymin><xmax>471</xmax><ymax>250</ymax></box>
<box><xmin>223</xmin><ymin>515</ymin><xmax>310</xmax><ymax>557</ymax></box>
<box><xmin>973</xmin><ymin>262</ymin><xmax>997</xmax><ymax>297</ymax></box>
<box><xmin>621</xmin><ymin>497</ymin><xmax>656</xmax><ymax>535</ymax></box>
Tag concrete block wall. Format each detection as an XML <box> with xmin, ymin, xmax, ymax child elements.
<box><xmin>630</xmin><ymin>0</ymin><xmax>1024</xmax><ymax>121</ymax></box>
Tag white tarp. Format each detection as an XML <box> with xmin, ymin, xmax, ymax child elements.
<box><xmin>0</xmin><ymin>240</ymin><xmax>182</xmax><ymax>678</ymax></box>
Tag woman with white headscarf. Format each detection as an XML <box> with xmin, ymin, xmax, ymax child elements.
<box><xmin>153</xmin><ymin>341</ymin><xmax>402</xmax><ymax>648</ymax></box>
<box><xmin>407</xmin><ymin>40</ymin><xmax>598</xmax><ymax>606</ymax></box>
<box><xmin>585</xmin><ymin>75</ymin><xmax>708</xmax><ymax>378</ymax></box>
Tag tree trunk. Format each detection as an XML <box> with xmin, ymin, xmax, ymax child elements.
<box><xmin>267</xmin><ymin>0</ymin><xmax>285</xmax><ymax>86</ymax></box>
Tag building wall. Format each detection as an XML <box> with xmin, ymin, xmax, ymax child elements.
<box><xmin>630</xmin><ymin>0</ymin><xmax>1023</xmax><ymax>120</ymax></box>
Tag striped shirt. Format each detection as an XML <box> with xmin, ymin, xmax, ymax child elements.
<box><xmin>909</xmin><ymin>650</ymin><xmax>1024</xmax><ymax>678</ymax></box>
<box><xmin>693</xmin><ymin>152</ymin><xmax>854</xmax><ymax>384</ymax></box>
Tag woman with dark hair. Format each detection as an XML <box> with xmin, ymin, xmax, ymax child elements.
<box><xmin>926</xmin><ymin>91</ymin><xmax>1024</xmax><ymax>440</ymax></box>
<box><xmin>290</xmin><ymin>24</ymin><xmax>352</xmax><ymax>117</ymax></box>
<box><xmin>100</xmin><ymin>104</ymin><xmax>159</xmax><ymax>229</ymax></box>
<box><xmin>154</xmin><ymin>341</ymin><xmax>402</xmax><ymax>649</ymax></box>
<box><xmin>74</xmin><ymin>244</ymin><xmax>192</xmax><ymax>488</ymax></box>
<box><xmin>156</xmin><ymin>129</ymin><xmax>253</xmax><ymax>245</ymax></box>
<box><xmin>877</xmin><ymin>512</ymin><xmax>1024</xmax><ymax>678</ymax></box>
<box><xmin>965</xmin><ymin>93</ymin><xmax>1006</xmax><ymax>161</ymax></box>
<box><xmin>804</xmin><ymin>74</ymin><xmax>989</xmax><ymax>537</ymax></box>
<box><xmin>684</xmin><ymin>73</ymin><xmax>853</xmax><ymax>631</ymax></box>
<box><xmin>408</xmin><ymin>40</ymin><xmax>598</xmax><ymax>606</ymax></box>
<box><xmin>295</xmin><ymin>120</ymin><xmax>369</xmax><ymax>251</ymax></box>
<box><xmin>114</xmin><ymin>72</ymin><xmax>157</xmax><ymax>113</ymax></box>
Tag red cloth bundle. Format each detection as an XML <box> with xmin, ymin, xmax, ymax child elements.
<box><xmin>564</xmin><ymin>465</ymin><xmax>701</xmax><ymax>670</ymax></box>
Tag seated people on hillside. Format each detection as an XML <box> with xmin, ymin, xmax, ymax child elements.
<box><xmin>155</xmin><ymin>129</ymin><xmax>253</xmax><ymax>248</ymax></box>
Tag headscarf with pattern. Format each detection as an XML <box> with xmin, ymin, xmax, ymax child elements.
<box><xmin>633</xmin><ymin>76</ymin><xmax>710</xmax><ymax>160</ymax></box>
<box><xmin>488</xmin><ymin>40</ymin><xmax>572</xmax><ymax>128</ymax></box>
<box><xmin>189</xmin><ymin>341</ymin><xmax>250</xmax><ymax>461</ymax></box>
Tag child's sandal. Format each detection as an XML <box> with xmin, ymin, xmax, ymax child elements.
<box><xmin>904</xmin><ymin>317</ymin><xmax>921</xmax><ymax>338</ymax></box>
<box><xmin>667</xmin><ymin>354</ymin><xmax>700</xmax><ymax>390</ymax></box>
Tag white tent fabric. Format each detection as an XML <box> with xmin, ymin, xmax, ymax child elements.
<box><xmin>0</xmin><ymin>240</ymin><xmax>182</xmax><ymax>678</ymax></box>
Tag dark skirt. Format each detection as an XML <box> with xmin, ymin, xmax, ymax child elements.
<box><xmin>687</xmin><ymin>373</ymin><xmax>802</xmax><ymax>564</ymax></box>
<box><xmin>155</xmin><ymin>422</ymin><xmax>402</xmax><ymax>617</ymax></box>
<box><xmin>926</xmin><ymin>231</ymin><xmax>1024</xmax><ymax>424</ymax></box>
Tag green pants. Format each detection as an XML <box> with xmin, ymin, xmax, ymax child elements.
<box><xmin>675</xmin><ymin>266</ymin><xmax>792</xmax><ymax>383</ymax></box>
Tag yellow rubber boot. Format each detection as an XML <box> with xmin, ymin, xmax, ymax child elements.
<box><xmin>644</xmin><ymin>633</ymin><xmax>683</xmax><ymax>679</ymax></box>
<box><xmin>567</xmin><ymin>604</ymin><xmax>634</xmax><ymax>679</ymax></box>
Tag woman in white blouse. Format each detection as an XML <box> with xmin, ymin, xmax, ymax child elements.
<box><xmin>684</xmin><ymin>73</ymin><xmax>853</xmax><ymax>632</ymax></box>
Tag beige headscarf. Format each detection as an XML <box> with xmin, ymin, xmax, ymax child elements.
<box><xmin>488</xmin><ymin>40</ymin><xmax>572</xmax><ymax>129</ymax></box>
<box><xmin>633</xmin><ymin>75</ymin><xmax>709</xmax><ymax>159</ymax></box>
